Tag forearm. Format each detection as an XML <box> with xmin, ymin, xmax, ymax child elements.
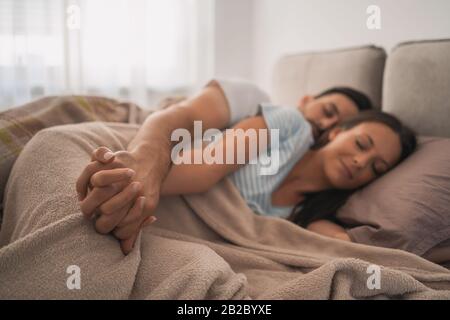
<box><xmin>127</xmin><ymin>85</ymin><xmax>231</xmax><ymax>185</ymax></box>
<box><xmin>306</xmin><ymin>219</ymin><xmax>352</xmax><ymax>241</ymax></box>
<box><xmin>127</xmin><ymin>105</ymin><xmax>196</xmax><ymax>183</ymax></box>
<box><xmin>161</xmin><ymin>115</ymin><xmax>269</xmax><ymax>195</ymax></box>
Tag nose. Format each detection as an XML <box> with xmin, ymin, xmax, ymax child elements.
<box><xmin>318</xmin><ymin>115</ymin><xmax>339</xmax><ymax>130</ymax></box>
<box><xmin>352</xmin><ymin>153</ymin><xmax>371</xmax><ymax>169</ymax></box>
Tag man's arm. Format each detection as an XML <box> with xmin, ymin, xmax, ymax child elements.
<box><xmin>76</xmin><ymin>84</ymin><xmax>234</xmax><ymax>254</ymax></box>
<box><xmin>127</xmin><ymin>83</ymin><xmax>231</xmax><ymax>174</ymax></box>
<box><xmin>78</xmin><ymin>78</ymin><xmax>268</xmax><ymax>203</ymax></box>
<box><xmin>77</xmin><ymin>79</ymin><xmax>267</xmax><ymax>254</ymax></box>
<box><xmin>77</xmin><ymin>83</ymin><xmax>231</xmax><ymax>202</ymax></box>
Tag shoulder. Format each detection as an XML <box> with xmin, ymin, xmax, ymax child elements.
<box><xmin>258</xmin><ymin>104</ymin><xmax>315</xmax><ymax>151</ymax></box>
<box><xmin>259</xmin><ymin>104</ymin><xmax>311</xmax><ymax>135</ymax></box>
<box><xmin>206</xmin><ymin>78</ymin><xmax>270</xmax><ymax>100</ymax></box>
<box><xmin>205</xmin><ymin>78</ymin><xmax>271</xmax><ymax>126</ymax></box>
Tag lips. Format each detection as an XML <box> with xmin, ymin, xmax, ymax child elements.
<box><xmin>339</xmin><ymin>159</ymin><xmax>353</xmax><ymax>180</ymax></box>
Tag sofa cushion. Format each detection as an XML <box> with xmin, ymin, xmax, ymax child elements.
<box><xmin>271</xmin><ymin>45</ymin><xmax>386</xmax><ymax>109</ymax></box>
<box><xmin>383</xmin><ymin>39</ymin><xmax>450</xmax><ymax>138</ymax></box>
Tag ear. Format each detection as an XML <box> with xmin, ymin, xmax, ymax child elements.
<box><xmin>298</xmin><ymin>95</ymin><xmax>314</xmax><ymax>110</ymax></box>
<box><xmin>328</xmin><ymin>127</ymin><xmax>343</xmax><ymax>141</ymax></box>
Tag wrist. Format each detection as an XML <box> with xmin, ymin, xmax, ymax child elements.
<box><xmin>129</xmin><ymin>136</ymin><xmax>169</xmax><ymax>158</ymax></box>
<box><xmin>130</xmin><ymin>142</ymin><xmax>172</xmax><ymax>178</ymax></box>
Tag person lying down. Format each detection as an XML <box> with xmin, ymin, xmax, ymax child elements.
<box><xmin>76</xmin><ymin>79</ymin><xmax>417</xmax><ymax>255</ymax></box>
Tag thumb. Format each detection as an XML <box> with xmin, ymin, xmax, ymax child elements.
<box><xmin>91</xmin><ymin>146</ymin><xmax>115</xmax><ymax>163</ymax></box>
<box><xmin>120</xmin><ymin>216</ymin><xmax>156</xmax><ymax>255</ymax></box>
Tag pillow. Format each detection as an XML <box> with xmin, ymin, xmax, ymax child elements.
<box><xmin>423</xmin><ymin>238</ymin><xmax>450</xmax><ymax>266</ymax></box>
<box><xmin>336</xmin><ymin>137</ymin><xmax>450</xmax><ymax>256</ymax></box>
<box><xmin>272</xmin><ymin>45</ymin><xmax>386</xmax><ymax>109</ymax></box>
<box><xmin>383</xmin><ymin>39</ymin><xmax>450</xmax><ymax>138</ymax></box>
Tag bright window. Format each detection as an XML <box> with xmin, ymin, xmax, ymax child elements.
<box><xmin>0</xmin><ymin>0</ymin><xmax>214</xmax><ymax>110</ymax></box>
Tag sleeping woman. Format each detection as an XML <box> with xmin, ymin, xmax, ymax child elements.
<box><xmin>76</xmin><ymin>79</ymin><xmax>416</xmax><ymax>254</ymax></box>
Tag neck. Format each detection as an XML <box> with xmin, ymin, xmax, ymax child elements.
<box><xmin>272</xmin><ymin>150</ymin><xmax>332</xmax><ymax>207</ymax></box>
<box><xmin>282</xmin><ymin>150</ymin><xmax>331</xmax><ymax>194</ymax></box>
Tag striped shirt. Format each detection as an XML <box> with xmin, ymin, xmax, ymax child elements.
<box><xmin>229</xmin><ymin>103</ymin><xmax>314</xmax><ymax>218</ymax></box>
<box><xmin>205</xmin><ymin>78</ymin><xmax>314</xmax><ymax>218</ymax></box>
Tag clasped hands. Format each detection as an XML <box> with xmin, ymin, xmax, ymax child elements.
<box><xmin>76</xmin><ymin>147</ymin><xmax>160</xmax><ymax>255</ymax></box>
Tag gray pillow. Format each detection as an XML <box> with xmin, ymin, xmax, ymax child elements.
<box><xmin>271</xmin><ymin>45</ymin><xmax>386</xmax><ymax>109</ymax></box>
<box><xmin>383</xmin><ymin>39</ymin><xmax>450</xmax><ymax>138</ymax></box>
<box><xmin>336</xmin><ymin>137</ymin><xmax>450</xmax><ymax>256</ymax></box>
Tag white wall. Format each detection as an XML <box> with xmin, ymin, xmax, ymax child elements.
<box><xmin>215</xmin><ymin>0</ymin><xmax>450</xmax><ymax>93</ymax></box>
<box><xmin>213</xmin><ymin>0</ymin><xmax>254</xmax><ymax>80</ymax></box>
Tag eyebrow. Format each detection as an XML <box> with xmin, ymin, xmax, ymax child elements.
<box><xmin>365</xmin><ymin>134</ymin><xmax>390</xmax><ymax>167</ymax></box>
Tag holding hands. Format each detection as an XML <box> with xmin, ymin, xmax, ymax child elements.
<box><xmin>74</xmin><ymin>81</ymin><xmax>235</xmax><ymax>255</ymax></box>
<box><xmin>76</xmin><ymin>147</ymin><xmax>160</xmax><ymax>255</ymax></box>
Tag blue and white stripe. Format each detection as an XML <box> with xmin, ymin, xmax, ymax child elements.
<box><xmin>229</xmin><ymin>103</ymin><xmax>315</xmax><ymax>218</ymax></box>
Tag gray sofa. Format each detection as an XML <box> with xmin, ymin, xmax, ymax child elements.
<box><xmin>271</xmin><ymin>39</ymin><xmax>450</xmax><ymax>138</ymax></box>
<box><xmin>1</xmin><ymin>39</ymin><xmax>449</xmax><ymax>263</ymax></box>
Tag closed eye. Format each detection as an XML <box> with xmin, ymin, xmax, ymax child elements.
<box><xmin>323</xmin><ymin>107</ymin><xmax>332</xmax><ymax>118</ymax></box>
<box><xmin>323</xmin><ymin>104</ymin><xmax>336</xmax><ymax>118</ymax></box>
<box><xmin>355</xmin><ymin>138</ymin><xmax>365</xmax><ymax>150</ymax></box>
<box><xmin>372</xmin><ymin>164</ymin><xmax>381</xmax><ymax>176</ymax></box>
<box><xmin>373</xmin><ymin>161</ymin><xmax>388</xmax><ymax>176</ymax></box>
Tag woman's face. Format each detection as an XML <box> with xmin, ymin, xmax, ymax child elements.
<box><xmin>318</xmin><ymin>122</ymin><xmax>402</xmax><ymax>189</ymax></box>
<box><xmin>299</xmin><ymin>93</ymin><xmax>359</xmax><ymax>140</ymax></box>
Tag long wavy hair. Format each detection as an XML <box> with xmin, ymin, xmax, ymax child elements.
<box><xmin>287</xmin><ymin>110</ymin><xmax>417</xmax><ymax>228</ymax></box>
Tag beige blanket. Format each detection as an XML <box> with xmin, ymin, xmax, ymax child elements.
<box><xmin>1</xmin><ymin>121</ymin><xmax>450</xmax><ymax>299</ymax></box>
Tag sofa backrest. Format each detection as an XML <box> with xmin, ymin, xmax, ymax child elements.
<box><xmin>382</xmin><ymin>39</ymin><xmax>450</xmax><ymax>138</ymax></box>
<box><xmin>271</xmin><ymin>45</ymin><xmax>386</xmax><ymax>109</ymax></box>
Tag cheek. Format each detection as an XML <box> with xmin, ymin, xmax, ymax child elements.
<box><xmin>322</xmin><ymin>156</ymin><xmax>351</xmax><ymax>188</ymax></box>
<box><xmin>353</xmin><ymin>170</ymin><xmax>376</xmax><ymax>188</ymax></box>
<box><xmin>323</xmin><ymin>157</ymin><xmax>376</xmax><ymax>190</ymax></box>
<box><xmin>305</xmin><ymin>105</ymin><xmax>321</xmax><ymax>121</ymax></box>
<box><xmin>324</xmin><ymin>139</ymin><xmax>352</xmax><ymax>159</ymax></box>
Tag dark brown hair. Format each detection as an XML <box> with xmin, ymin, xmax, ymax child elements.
<box><xmin>316</xmin><ymin>87</ymin><xmax>374</xmax><ymax>111</ymax></box>
<box><xmin>287</xmin><ymin>110</ymin><xmax>417</xmax><ymax>228</ymax></box>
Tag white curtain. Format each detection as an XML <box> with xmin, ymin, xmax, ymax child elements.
<box><xmin>0</xmin><ymin>0</ymin><xmax>214</xmax><ymax>111</ymax></box>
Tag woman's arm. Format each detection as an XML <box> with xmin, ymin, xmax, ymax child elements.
<box><xmin>161</xmin><ymin>115</ymin><xmax>269</xmax><ymax>195</ymax></box>
<box><xmin>306</xmin><ymin>219</ymin><xmax>352</xmax><ymax>241</ymax></box>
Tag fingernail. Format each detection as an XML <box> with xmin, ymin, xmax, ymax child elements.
<box><xmin>146</xmin><ymin>216</ymin><xmax>157</xmax><ymax>225</ymax></box>
<box><xmin>126</xmin><ymin>169</ymin><xmax>135</xmax><ymax>178</ymax></box>
<box><xmin>140</xmin><ymin>197</ymin><xmax>145</xmax><ymax>210</ymax></box>
<box><xmin>132</xmin><ymin>183</ymin><xmax>140</xmax><ymax>192</ymax></box>
<box><xmin>103</xmin><ymin>152</ymin><xmax>114</xmax><ymax>160</ymax></box>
